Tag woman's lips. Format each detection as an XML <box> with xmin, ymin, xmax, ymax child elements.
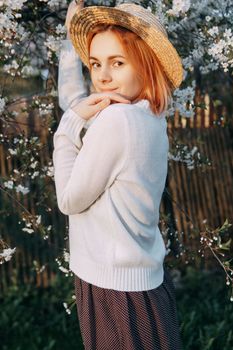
<box><xmin>100</xmin><ymin>88</ymin><xmax>118</xmax><ymax>92</ymax></box>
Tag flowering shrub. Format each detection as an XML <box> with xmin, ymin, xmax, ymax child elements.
<box><xmin>0</xmin><ymin>0</ymin><xmax>232</xmax><ymax>305</ymax></box>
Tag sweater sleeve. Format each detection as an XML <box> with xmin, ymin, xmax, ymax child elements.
<box><xmin>58</xmin><ymin>39</ymin><xmax>88</xmax><ymax>112</ymax></box>
<box><xmin>52</xmin><ymin>105</ymin><xmax>128</xmax><ymax>215</ymax></box>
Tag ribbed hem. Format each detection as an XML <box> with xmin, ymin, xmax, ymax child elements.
<box><xmin>70</xmin><ymin>255</ymin><xmax>164</xmax><ymax>292</ymax></box>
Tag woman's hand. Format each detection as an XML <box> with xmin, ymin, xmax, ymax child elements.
<box><xmin>65</xmin><ymin>0</ymin><xmax>84</xmax><ymax>39</ymax></box>
<box><xmin>71</xmin><ymin>92</ymin><xmax>132</xmax><ymax>121</ymax></box>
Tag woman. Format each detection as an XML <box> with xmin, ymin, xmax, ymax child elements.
<box><xmin>53</xmin><ymin>1</ymin><xmax>184</xmax><ymax>349</ymax></box>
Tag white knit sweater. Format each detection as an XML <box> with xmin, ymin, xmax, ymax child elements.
<box><xmin>52</xmin><ymin>40</ymin><xmax>169</xmax><ymax>291</ymax></box>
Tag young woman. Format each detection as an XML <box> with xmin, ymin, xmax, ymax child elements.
<box><xmin>53</xmin><ymin>1</ymin><xmax>184</xmax><ymax>349</ymax></box>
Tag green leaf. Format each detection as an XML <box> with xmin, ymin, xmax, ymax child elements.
<box><xmin>220</xmin><ymin>238</ymin><xmax>232</xmax><ymax>251</ymax></box>
<box><xmin>219</xmin><ymin>219</ymin><xmax>232</xmax><ymax>233</ymax></box>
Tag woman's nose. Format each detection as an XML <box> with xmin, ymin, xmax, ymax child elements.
<box><xmin>97</xmin><ymin>67</ymin><xmax>112</xmax><ymax>83</ymax></box>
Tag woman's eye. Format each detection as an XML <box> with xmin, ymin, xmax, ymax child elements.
<box><xmin>114</xmin><ymin>61</ymin><xmax>124</xmax><ymax>67</ymax></box>
<box><xmin>90</xmin><ymin>62</ymin><xmax>99</xmax><ymax>68</ymax></box>
<box><xmin>90</xmin><ymin>61</ymin><xmax>123</xmax><ymax>68</ymax></box>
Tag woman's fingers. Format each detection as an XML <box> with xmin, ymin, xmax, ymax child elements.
<box><xmin>89</xmin><ymin>92</ymin><xmax>131</xmax><ymax>105</ymax></box>
<box><xmin>72</xmin><ymin>0</ymin><xmax>84</xmax><ymax>11</ymax></box>
<box><xmin>96</xmin><ymin>98</ymin><xmax>111</xmax><ymax>111</ymax></box>
<box><xmin>74</xmin><ymin>0</ymin><xmax>85</xmax><ymax>9</ymax></box>
<box><xmin>88</xmin><ymin>93</ymin><xmax>131</xmax><ymax>116</ymax></box>
<box><xmin>71</xmin><ymin>92</ymin><xmax>131</xmax><ymax>121</ymax></box>
<box><xmin>108</xmin><ymin>92</ymin><xmax>131</xmax><ymax>104</ymax></box>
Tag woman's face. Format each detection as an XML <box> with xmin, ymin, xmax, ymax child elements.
<box><xmin>89</xmin><ymin>31</ymin><xmax>142</xmax><ymax>102</ymax></box>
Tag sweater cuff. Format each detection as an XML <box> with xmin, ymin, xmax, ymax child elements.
<box><xmin>54</xmin><ymin>108</ymin><xmax>87</xmax><ymax>148</ymax></box>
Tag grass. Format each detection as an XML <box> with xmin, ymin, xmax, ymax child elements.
<box><xmin>0</xmin><ymin>274</ymin><xmax>83</xmax><ymax>350</ymax></box>
<box><xmin>175</xmin><ymin>266</ymin><xmax>233</xmax><ymax>350</ymax></box>
<box><xmin>0</xmin><ymin>266</ymin><xmax>233</xmax><ymax>350</ymax></box>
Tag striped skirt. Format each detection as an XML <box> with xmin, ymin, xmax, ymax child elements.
<box><xmin>74</xmin><ymin>266</ymin><xmax>183</xmax><ymax>350</ymax></box>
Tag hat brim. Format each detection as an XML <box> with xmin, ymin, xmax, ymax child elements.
<box><xmin>70</xmin><ymin>6</ymin><xmax>183</xmax><ymax>89</ymax></box>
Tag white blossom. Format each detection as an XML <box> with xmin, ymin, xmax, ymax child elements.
<box><xmin>199</xmin><ymin>61</ymin><xmax>219</xmax><ymax>74</ymax></box>
<box><xmin>44</xmin><ymin>35</ymin><xmax>62</xmax><ymax>62</ymax></box>
<box><xmin>207</xmin><ymin>29</ymin><xmax>233</xmax><ymax>72</ymax></box>
<box><xmin>167</xmin><ymin>0</ymin><xmax>191</xmax><ymax>17</ymax></box>
<box><xmin>21</xmin><ymin>65</ymin><xmax>40</xmax><ymax>78</ymax></box>
<box><xmin>49</xmin><ymin>89</ymin><xmax>58</xmax><ymax>97</ymax></box>
<box><xmin>0</xmin><ymin>97</ymin><xmax>6</xmax><ymax>113</ymax></box>
<box><xmin>55</xmin><ymin>24</ymin><xmax>66</xmax><ymax>35</ymax></box>
<box><xmin>168</xmin><ymin>144</ymin><xmax>202</xmax><ymax>170</ymax></box>
<box><xmin>0</xmin><ymin>5</ymin><xmax>29</xmax><ymax>41</ymax></box>
<box><xmin>31</xmin><ymin>171</ymin><xmax>39</xmax><ymax>179</ymax></box>
<box><xmin>38</xmin><ymin>102</ymin><xmax>54</xmax><ymax>116</ymax></box>
<box><xmin>62</xmin><ymin>301</ymin><xmax>71</xmax><ymax>314</ymax></box>
<box><xmin>223</xmin><ymin>28</ymin><xmax>232</xmax><ymax>40</ymax></box>
<box><xmin>0</xmin><ymin>0</ymin><xmax>26</xmax><ymax>11</ymax></box>
<box><xmin>167</xmin><ymin>81</ymin><xmax>196</xmax><ymax>118</ymax></box>
<box><xmin>0</xmin><ymin>247</ymin><xmax>16</xmax><ymax>263</ymax></box>
<box><xmin>190</xmin><ymin>146</ymin><xmax>198</xmax><ymax>156</ymax></box>
<box><xmin>46</xmin><ymin>166</ymin><xmax>54</xmax><ymax>177</ymax></box>
<box><xmin>44</xmin><ymin>35</ymin><xmax>61</xmax><ymax>53</ymax></box>
<box><xmin>8</xmin><ymin>148</ymin><xmax>17</xmax><ymax>155</ymax></box>
<box><xmin>47</xmin><ymin>0</ymin><xmax>67</xmax><ymax>10</ymax></box>
<box><xmin>207</xmin><ymin>26</ymin><xmax>219</xmax><ymax>37</ymax></box>
<box><xmin>59</xmin><ymin>266</ymin><xmax>69</xmax><ymax>273</ymax></box>
<box><xmin>30</xmin><ymin>161</ymin><xmax>38</xmax><ymax>169</ymax></box>
<box><xmin>0</xmin><ymin>0</ymin><xmax>27</xmax><ymax>10</ymax></box>
<box><xmin>36</xmin><ymin>215</ymin><xmax>41</xmax><ymax>225</ymax></box>
<box><xmin>3</xmin><ymin>60</ymin><xmax>19</xmax><ymax>73</ymax></box>
<box><xmin>63</xmin><ymin>250</ymin><xmax>70</xmax><ymax>263</ymax></box>
<box><xmin>15</xmin><ymin>184</ymin><xmax>30</xmax><ymax>195</ymax></box>
<box><xmin>22</xmin><ymin>227</ymin><xmax>34</xmax><ymax>234</ymax></box>
<box><xmin>3</xmin><ymin>180</ymin><xmax>14</xmax><ymax>189</ymax></box>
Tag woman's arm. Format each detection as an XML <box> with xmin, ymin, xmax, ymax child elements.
<box><xmin>58</xmin><ymin>0</ymin><xmax>88</xmax><ymax>112</ymax></box>
<box><xmin>53</xmin><ymin>92</ymin><xmax>131</xmax><ymax>215</ymax></box>
<box><xmin>52</xmin><ymin>105</ymin><xmax>128</xmax><ymax>215</ymax></box>
<box><xmin>58</xmin><ymin>39</ymin><xmax>88</xmax><ymax>112</ymax></box>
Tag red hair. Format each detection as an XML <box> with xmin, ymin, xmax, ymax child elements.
<box><xmin>86</xmin><ymin>24</ymin><xmax>173</xmax><ymax>115</ymax></box>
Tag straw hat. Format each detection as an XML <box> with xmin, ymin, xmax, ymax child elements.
<box><xmin>70</xmin><ymin>3</ymin><xmax>183</xmax><ymax>89</ymax></box>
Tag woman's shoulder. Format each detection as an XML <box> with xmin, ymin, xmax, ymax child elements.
<box><xmin>84</xmin><ymin>103</ymin><xmax>129</xmax><ymax>137</ymax></box>
<box><xmin>104</xmin><ymin>100</ymin><xmax>166</xmax><ymax>120</ymax></box>
<box><xmin>90</xmin><ymin>102</ymin><xmax>133</xmax><ymax>127</ymax></box>
<box><xmin>88</xmin><ymin>100</ymin><xmax>166</xmax><ymax>133</ymax></box>
<box><xmin>96</xmin><ymin>101</ymin><xmax>148</xmax><ymax>121</ymax></box>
